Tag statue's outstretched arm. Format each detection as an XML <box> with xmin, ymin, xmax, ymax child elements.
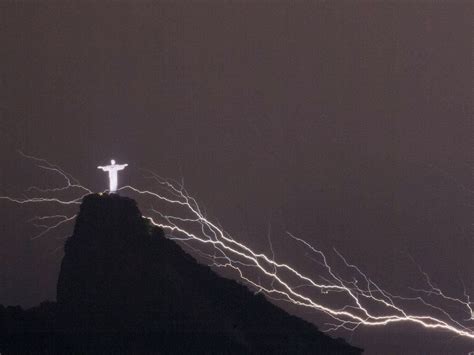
<box><xmin>97</xmin><ymin>166</ymin><xmax>105</xmax><ymax>171</ymax></box>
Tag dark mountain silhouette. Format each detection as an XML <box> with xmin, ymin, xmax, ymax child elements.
<box><xmin>0</xmin><ymin>193</ymin><xmax>362</xmax><ymax>354</ymax></box>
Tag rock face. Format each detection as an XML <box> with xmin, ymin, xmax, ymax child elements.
<box><xmin>1</xmin><ymin>193</ymin><xmax>363</xmax><ymax>354</ymax></box>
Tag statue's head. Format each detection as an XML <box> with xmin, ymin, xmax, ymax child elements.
<box><xmin>111</xmin><ymin>159</ymin><xmax>116</xmax><ymax>165</ymax></box>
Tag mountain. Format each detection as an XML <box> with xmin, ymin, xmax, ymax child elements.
<box><xmin>0</xmin><ymin>193</ymin><xmax>362</xmax><ymax>354</ymax></box>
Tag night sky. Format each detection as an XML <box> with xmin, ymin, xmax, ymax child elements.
<box><xmin>1</xmin><ymin>2</ymin><xmax>472</xmax><ymax>354</ymax></box>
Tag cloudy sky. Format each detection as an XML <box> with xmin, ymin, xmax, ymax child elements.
<box><xmin>1</xmin><ymin>2</ymin><xmax>472</xmax><ymax>353</ymax></box>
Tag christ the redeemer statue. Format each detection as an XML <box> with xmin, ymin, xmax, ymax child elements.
<box><xmin>98</xmin><ymin>159</ymin><xmax>128</xmax><ymax>193</ymax></box>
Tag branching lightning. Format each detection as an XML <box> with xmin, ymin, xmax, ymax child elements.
<box><xmin>1</xmin><ymin>154</ymin><xmax>473</xmax><ymax>340</ymax></box>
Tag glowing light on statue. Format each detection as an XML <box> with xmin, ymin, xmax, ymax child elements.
<box><xmin>97</xmin><ymin>159</ymin><xmax>128</xmax><ymax>193</ymax></box>
<box><xmin>1</xmin><ymin>153</ymin><xmax>473</xmax><ymax>341</ymax></box>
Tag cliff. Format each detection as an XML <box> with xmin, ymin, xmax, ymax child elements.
<box><xmin>0</xmin><ymin>193</ymin><xmax>362</xmax><ymax>354</ymax></box>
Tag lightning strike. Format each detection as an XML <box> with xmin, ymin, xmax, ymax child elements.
<box><xmin>1</xmin><ymin>154</ymin><xmax>473</xmax><ymax>341</ymax></box>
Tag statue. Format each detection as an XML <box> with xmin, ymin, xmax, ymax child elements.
<box><xmin>97</xmin><ymin>159</ymin><xmax>128</xmax><ymax>193</ymax></box>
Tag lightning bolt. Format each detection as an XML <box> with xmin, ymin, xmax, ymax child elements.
<box><xmin>1</xmin><ymin>154</ymin><xmax>473</xmax><ymax>341</ymax></box>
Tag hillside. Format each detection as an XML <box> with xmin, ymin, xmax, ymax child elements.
<box><xmin>0</xmin><ymin>193</ymin><xmax>362</xmax><ymax>354</ymax></box>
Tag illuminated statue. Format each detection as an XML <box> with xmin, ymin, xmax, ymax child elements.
<box><xmin>97</xmin><ymin>159</ymin><xmax>128</xmax><ymax>193</ymax></box>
